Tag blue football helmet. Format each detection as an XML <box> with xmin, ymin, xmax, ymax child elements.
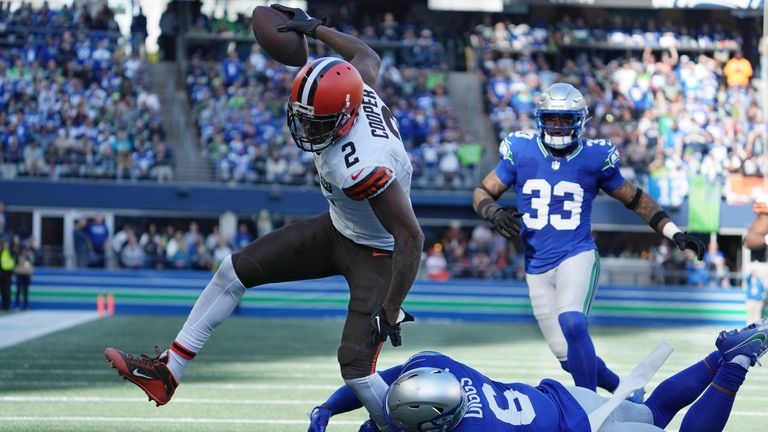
<box><xmin>533</xmin><ymin>83</ymin><xmax>588</xmax><ymax>150</ymax></box>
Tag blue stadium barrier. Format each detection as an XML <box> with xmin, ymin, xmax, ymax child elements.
<box><xmin>23</xmin><ymin>268</ymin><xmax>747</xmax><ymax>327</ymax></box>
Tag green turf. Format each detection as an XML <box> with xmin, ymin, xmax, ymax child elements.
<box><xmin>1</xmin><ymin>316</ymin><xmax>765</xmax><ymax>431</ymax></box>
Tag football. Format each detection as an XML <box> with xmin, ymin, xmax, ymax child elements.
<box><xmin>251</xmin><ymin>5</ymin><xmax>309</xmax><ymax>67</ymax></box>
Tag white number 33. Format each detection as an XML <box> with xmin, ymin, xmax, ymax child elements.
<box><xmin>521</xmin><ymin>179</ymin><xmax>583</xmax><ymax>230</ymax></box>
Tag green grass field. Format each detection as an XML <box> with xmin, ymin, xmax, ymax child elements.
<box><xmin>1</xmin><ymin>315</ymin><xmax>766</xmax><ymax>432</ymax></box>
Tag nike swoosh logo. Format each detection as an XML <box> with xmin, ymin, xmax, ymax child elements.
<box><xmin>725</xmin><ymin>333</ymin><xmax>767</xmax><ymax>353</ymax></box>
<box><xmin>372</xmin><ymin>250</ymin><xmax>392</xmax><ymax>257</ymax></box>
<box><xmin>351</xmin><ymin>169</ymin><xmax>364</xmax><ymax>180</ymax></box>
<box><xmin>132</xmin><ymin>368</ymin><xmax>153</xmax><ymax>379</ymax></box>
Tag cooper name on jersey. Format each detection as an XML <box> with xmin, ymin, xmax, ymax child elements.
<box><xmin>362</xmin><ymin>88</ymin><xmax>395</xmax><ymax>139</ymax></box>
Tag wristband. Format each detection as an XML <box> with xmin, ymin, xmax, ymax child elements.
<box><xmin>648</xmin><ymin>210</ymin><xmax>669</xmax><ymax>231</ymax></box>
<box><xmin>662</xmin><ymin>222</ymin><xmax>682</xmax><ymax>241</ymax></box>
<box><xmin>476</xmin><ymin>198</ymin><xmax>500</xmax><ymax>221</ymax></box>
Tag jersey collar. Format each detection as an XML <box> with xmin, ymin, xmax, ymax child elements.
<box><xmin>536</xmin><ymin>135</ymin><xmax>583</xmax><ymax>161</ymax></box>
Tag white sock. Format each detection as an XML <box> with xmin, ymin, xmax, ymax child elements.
<box><xmin>729</xmin><ymin>354</ymin><xmax>752</xmax><ymax>370</ymax></box>
<box><xmin>344</xmin><ymin>373</ymin><xmax>392</xmax><ymax>432</ymax></box>
<box><xmin>166</xmin><ymin>255</ymin><xmax>246</xmax><ymax>380</ymax></box>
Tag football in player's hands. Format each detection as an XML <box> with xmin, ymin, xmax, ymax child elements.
<box><xmin>251</xmin><ymin>5</ymin><xmax>308</xmax><ymax>66</ymax></box>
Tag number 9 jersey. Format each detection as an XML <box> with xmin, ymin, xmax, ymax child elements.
<box><xmin>495</xmin><ymin>131</ymin><xmax>624</xmax><ymax>274</ymax></box>
<box><xmin>313</xmin><ymin>83</ymin><xmax>413</xmax><ymax>251</ymax></box>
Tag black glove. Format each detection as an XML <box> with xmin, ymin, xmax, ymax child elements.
<box><xmin>271</xmin><ymin>4</ymin><xmax>327</xmax><ymax>38</ymax></box>
<box><xmin>489</xmin><ymin>207</ymin><xmax>523</xmax><ymax>239</ymax></box>
<box><xmin>673</xmin><ymin>232</ymin><xmax>706</xmax><ymax>261</ymax></box>
<box><xmin>371</xmin><ymin>306</ymin><xmax>414</xmax><ymax>347</ymax></box>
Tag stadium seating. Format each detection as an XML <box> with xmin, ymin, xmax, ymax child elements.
<box><xmin>0</xmin><ymin>3</ymin><xmax>170</xmax><ymax>182</ymax></box>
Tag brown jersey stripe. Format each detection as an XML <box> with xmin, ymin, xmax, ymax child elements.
<box><xmin>343</xmin><ymin>167</ymin><xmax>388</xmax><ymax>198</ymax></box>
<box><xmin>349</xmin><ymin>170</ymin><xmax>392</xmax><ymax>200</ymax></box>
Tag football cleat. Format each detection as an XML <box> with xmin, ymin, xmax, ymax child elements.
<box><xmin>104</xmin><ymin>346</ymin><xmax>178</xmax><ymax>406</ymax></box>
<box><xmin>716</xmin><ymin>318</ymin><xmax>768</xmax><ymax>366</ymax></box>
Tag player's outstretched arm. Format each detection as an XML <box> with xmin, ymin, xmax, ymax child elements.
<box><xmin>744</xmin><ymin>213</ymin><xmax>768</xmax><ymax>250</ymax></box>
<box><xmin>369</xmin><ymin>181</ymin><xmax>424</xmax><ymax>329</ymax></box>
<box><xmin>271</xmin><ymin>4</ymin><xmax>380</xmax><ymax>86</ymax></box>
<box><xmin>473</xmin><ymin>171</ymin><xmax>521</xmax><ymax>238</ymax></box>
<box><xmin>307</xmin><ymin>366</ymin><xmax>405</xmax><ymax>432</ymax></box>
<box><xmin>607</xmin><ymin>180</ymin><xmax>705</xmax><ymax>260</ymax></box>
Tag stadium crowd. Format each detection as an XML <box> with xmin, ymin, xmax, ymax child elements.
<box><xmin>473</xmin><ymin>15</ymin><xmax>763</xmax><ymax>207</ymax></box>
<box><xmin>186</xmin><ymin>47</ymin><xmax>479</xmax><ymax>188</ymax></box>
<box><xmin>0</xmin><ymin>2</ymin><xmax>173</xmax><ymax>182</ymax></box>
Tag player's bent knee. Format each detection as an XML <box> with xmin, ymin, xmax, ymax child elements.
<box><xmin>558</xmin><ymin>311</ymin><xmax>589</xmax><ymax>341</ymax></box>
<box><xmin>230</xmin><ymin>250</ymin><xmax>266</xmax><ymax>287</ymax></box>
<box><xmin>338</xmin><ymin>342</ymin><xmax>377</xmax><ymax>379</ymax></box>
<box><xmin>212</xmin><ymin>255</ymin><xmax>247</xmax><ymax>292</ymax></box>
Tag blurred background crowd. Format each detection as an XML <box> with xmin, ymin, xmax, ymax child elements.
<box><xmin>0</xmin><ymin>0</ymin><xmax>764</xmax><ymax>289</ymax></box>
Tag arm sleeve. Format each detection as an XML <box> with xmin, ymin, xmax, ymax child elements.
<box><xmin>322</xmin><ymin>365</ymin><xmax>405</xmax><ymax>415</ymax></box>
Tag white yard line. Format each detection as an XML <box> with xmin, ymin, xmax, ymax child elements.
<box><xmin>0</xmin><ymin>416</ymin><xmax>362</xmax><ymax>425</ymax></box>
<box><xmin>0</xmin><ymin>311</ymin><xmax>99</xmax><ymax>350</ymax></box>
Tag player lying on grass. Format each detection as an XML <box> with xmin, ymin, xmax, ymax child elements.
<box><xmin>308</xmin><ymin>319</ymin><xmax>768</xmax><ymax>432</ymax></box>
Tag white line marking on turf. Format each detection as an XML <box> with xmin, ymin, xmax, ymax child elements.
<box><xmin>0</xmin><ymin>396</ymin><xmax>318</xmax><ymax>404</ymax></box>
<box><xmin>0</xmin><ymin>311</ymin><xmax>99</xmax><ymax>350</ymax></box>
<box><xmin>0</xmin><ymin>416</ymin><xmax>362</xmax><ymax>425</ymax></box>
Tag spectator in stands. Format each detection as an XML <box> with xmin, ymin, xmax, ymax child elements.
<box><xmin>425</xmin><ymin>243</ymin><xmax>450</xmax><ymax>281</ymax></box>
<box><xmin>112</xmin><ymin>224</ymin><xmax>134</xmax><ymax>263</ymax></box>
<box><xmin>120</xmin><ymin>231</ymin><xmax>145</xmax><ymax>270</ymax></box>
<box><xmin>211</xmin><ymin>233</ymin><xmax>232</xmax><ymax>269</ymax></box>
<box><xmin>13</xmin><ymin>245</ymin><xmax>32</xmax><ymax>310</ymax></box>
<box><xmin>87</xmin><ymin>214</ymin><xmax>109</xmax><ymax>268</ymax></box>
<box><xmin>703</xmin><ymin>240</ymin><xmax>725</xmax><ymax>271</ymax></box>
<box><xmin>130</xmin><ymin>7</ymin><xmax>148</xmax><ymax>53</ymax></box>
<box><xmin>140</xmin><ymin>223</ymin><xmax>165</xmax><ymax>269</ymax></box>
<box><xmin>256</xmin><ymin>210</ymin><xmax>273</xmax><ymax>237</ymax></box>
<box><xmin>73</xmin><ymin>218</ymin><xmax>91</xmax><ymax>268</ymax></box>
<box><xmin>159</xmin><ymin>3</ymin><xmax>178</xmax><ymax>61</ymax></box>
<box><xmin>745</xmin><ymin>268</ymin><xmax>766</xmax><ymax>324</ymax></box>
<box><xmin>169</xmin><ymin>240</ymin><xmax>192</xmax><ymax>270</ymax></box>
<box><xmin>0</xmin><ymin>238</ymin><xmax>13</xmax><ymax>310</ymax></box>
<box><xmin>233</xmin><ymin>223</ymin><xmax>253</xmax><ymax>250</ymax></box>
<box><xmin>688</xmin><ymin>257</ymin><xmax>709</xmax><ymax>288</ymax></box>
<box><xmin>723</xmin><ymin>51</ymin><xmax>753</xmax><ymax>89</ymax></box>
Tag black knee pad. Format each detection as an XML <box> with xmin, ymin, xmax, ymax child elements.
<box><xmin>338</xmin><ymin>342</ymin><xmax>377</xmax><ymax>379</ymax></box>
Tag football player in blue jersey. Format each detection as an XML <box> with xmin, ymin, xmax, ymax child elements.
<box><xmin>308</xmin><ymin>319</ymin><xmax>768</xmax><ymax>432</ymax></box>
<box><xmin>472</xmin><ymin>83</ymin><xmax>706</xmax><ymax>394</ymax></box>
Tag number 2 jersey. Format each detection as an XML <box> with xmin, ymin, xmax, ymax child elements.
<box><xmin>313</xmin><ymin>83</ymin><xmax>413</xmax><ymax>251</ymax></box>
<box><xmin>397</xmin><ymin>352</ymin><xmax>590</xmax><ymax>432</ymax></box>
<box><xmin>495</xmin><ymin>132</ymin><xmax>625</xmax><ymax>274</ymax></box>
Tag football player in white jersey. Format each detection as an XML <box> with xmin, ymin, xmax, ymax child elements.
<box><xmin>105</xmin><ymin>6</ymin><xmax>424</xmax><ymax>431</ymax></box>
